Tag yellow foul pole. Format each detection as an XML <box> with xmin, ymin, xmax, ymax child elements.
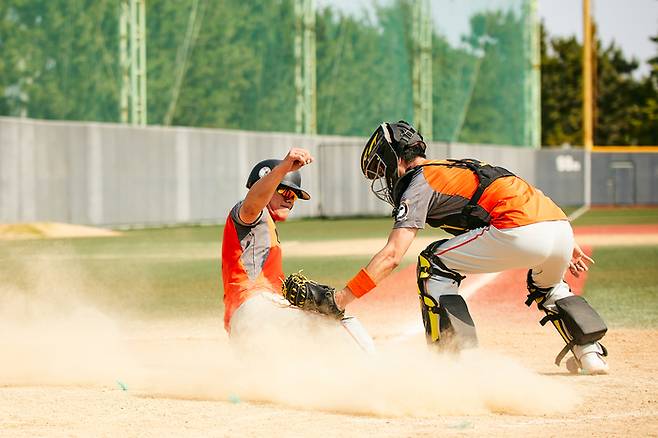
<box><xmin>582</xmin><ymin>0</ymin><xmax>593</xmax><ymax>150</ymax></box>
<box><xmin>582</xmin><ymin>0</ymin><xmax>593</xmax><ymax>209</ymax></box>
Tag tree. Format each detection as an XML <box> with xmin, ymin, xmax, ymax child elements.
<box><xmin>632</xmin><ymin>33</ymin><xmax>658</xmax><ymax>145</ymax></box>
<box><xmin>0</xmin><ymin>0</ymin><xmax>119</xmax><ymax>122</ymax></box>
<box><xmin>458</xmin><ymin>9</ymin><xmax>527</xmax><ymax>145</ymax></box>
<box><xmin>540</xmin><ymin>24</ymin><xmax>583</xmax><ymax>146</ymax></box>
<box><xmin>540</xmin><ymin>22</ymin><xmax>657</xmax><ymax>146</ymax></box>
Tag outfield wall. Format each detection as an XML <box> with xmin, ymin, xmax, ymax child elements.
<box><xmin>0</xmin><ymin>117</ymin><xmax>655</xmax><ymax>227</ymax></box>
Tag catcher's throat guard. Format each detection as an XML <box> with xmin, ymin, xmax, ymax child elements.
<box><xmin>417</xmin><ymin>246</ymin><xmax>478</xmax><ymax>350</ymax></box>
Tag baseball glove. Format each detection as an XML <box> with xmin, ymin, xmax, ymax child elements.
<box><xmin>282</xmin><ymin>272</ymin><xmax>344</xmax><ymax>319</ymax></box>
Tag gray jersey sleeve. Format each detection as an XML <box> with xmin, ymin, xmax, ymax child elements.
<box><xmin>230</xmin><ymin>201</ymin><xmax>264</xmax><ymax>227</ymax></box>
<box><xmin>393</xmin><ymin>172</ymin><xmax>433</xmax><ymax>229</ymax></box>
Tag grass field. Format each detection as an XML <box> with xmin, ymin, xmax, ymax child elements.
<box><xmin>0</xmin><ymin>207</ymin><xmax>656</xmax><ymax>326</ymax></box>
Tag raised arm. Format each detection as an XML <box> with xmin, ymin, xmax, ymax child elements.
<box><xmin>239</xmin><ymin>148</ymin><xmax>313</xmax><ymax>224</ymax></box>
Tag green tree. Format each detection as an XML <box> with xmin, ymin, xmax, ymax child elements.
<box><xmin>540</xmin><ymin>23</ymin><xmax>657</xmax><ymax>146</ymax></box>
<box><xmin>458</xmin><ymin>9</ymin><xmax>527</xmax><ymax>145</ymax></box>
<box><xmin>540</xmin><ymin>24</ymin><xmax>583</xmax><ymax>146</ymax></box>
<box><xmin>315</xmin><ymin>1</ymin><xmax>413</xmax><ymax>136</ymax></box>
<box><xmin>151</xmin><ymin>0</ymin><xmax>297</xmax><ymax>131</ymax></box>
<box><xmin>0</xmin><ymin>1</ymin><xmax>119</xmax><ymax>122</ymax></box>
<box><xmin>632</xmin><ymin>34</ymin><xmax>658</xmax><ymax>145</ymax></box>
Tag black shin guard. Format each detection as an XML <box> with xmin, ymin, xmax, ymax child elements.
<box><xmin>526</xmin><ymin>270</ymin><xmax>608</xmax><ymax>365</ymax></box>
<box><xmin>417</xmin><ymin>241</ymin><xmax>477</xmax><ymax>350</ymax></box>
<box><xmin>540</xmin><ymin>296</ymin><xmax>608</xmax><ymax>365</ymax></box>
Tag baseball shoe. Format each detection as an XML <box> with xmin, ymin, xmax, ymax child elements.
<box><xmin>579</xmin><ymin>351</ymin><xmax>609</xmax><ymax>374</ymax></box>
<box><xmin>569</xmin><ymin>343</ymin><xmax>609</xmax><ymax>375</ymax></box>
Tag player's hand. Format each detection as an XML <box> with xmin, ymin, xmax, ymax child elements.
<box><xmin>334</xmin><ymin>287</ymin><xmax>356</xmax><ymax>311</ymax></box>
<box><xmin>569</xmin><ymin>242</ymin><xmax>594</xmax><ymax>277</ymax></box>
<box><xmin>283</xmin><ymin>148</ymin><xmax>313</xmax><ymax>172</ymax></box>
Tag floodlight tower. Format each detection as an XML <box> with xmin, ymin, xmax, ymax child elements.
<box><xmin>294</xmin><ymin>0</ymin><xmax>316</xmax><ymax>134</ymax></box>
<box><xmin>413</xmin><ymin>0</ymin><xmax>432</xmax><ymax>140</ymax></box>
<box><xmin>119</xmin><ymin>0</ymin><xmax>147</xmax><ymax>125</ymax></box>
<box><xmin>523</xmin><ymin>0</ymin><xmax>540</xmax><ymax>148</ymax></box>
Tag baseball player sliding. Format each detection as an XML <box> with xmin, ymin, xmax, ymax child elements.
<box><xmin>221</xmin><ymin>148</ymin><xmax>374</xmax><ymax>352</ymax></box>
<box><xmin>287</xmin><ymin>121</ymin><xmax>609</xmax><ymax>375</ymax></box>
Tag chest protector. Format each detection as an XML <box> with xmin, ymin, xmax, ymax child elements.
<box><xmin>392</xmin><ymin>159</ymin><xmax>515</xmax><ymax>236</ymax></box>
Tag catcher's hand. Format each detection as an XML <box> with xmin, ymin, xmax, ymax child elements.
<box><xmin>282</xmin><ymin>272</ymin><xmax>344</xmax><ymax>319</ymax></box>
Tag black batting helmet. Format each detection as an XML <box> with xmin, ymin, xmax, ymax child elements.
<box><xmin>360</xmin><ymin>120</ymin><xmax>426</xmax><ymax>205</ymax></box>
<box><xmin>246</xmin><ymin>159</ymin><xmax>311</xmax><ymax>200</ymax></box>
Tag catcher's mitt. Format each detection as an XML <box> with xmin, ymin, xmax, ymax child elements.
<box><xmin>282</xmin><ymin>272</ymin><xmax>344</xmax><ymax>319</ymax></box>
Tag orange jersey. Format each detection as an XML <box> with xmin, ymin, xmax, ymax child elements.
<box><xmin>393</xmin><ymin>159</ymin><xmax>566</xmax><ymax>232</ymax></box>
<box><xmin>221</xmin><ymin>201</ymin><xmax>283</xmax><ymax>332</ymax></box>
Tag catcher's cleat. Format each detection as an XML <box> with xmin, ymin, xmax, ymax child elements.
<box><xmin>565</xmin><ymin>343</ymin><xmax>609</xmax><ymax>375</ymax></box>
<box><xmin>571</xmin><ymin>343</ymin><xmax>609</xmax><ymax>375</ymax></box>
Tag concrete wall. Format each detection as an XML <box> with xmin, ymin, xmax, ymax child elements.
<box><xmin>1</xmin><ymin>117</ymin><xmax>655</xmax><ymax>227</ymax></box>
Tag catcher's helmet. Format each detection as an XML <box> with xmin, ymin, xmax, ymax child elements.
<box><xmin>246</xmin><ymin>159</ymin><xmax>311</xmax><ymax>200</ymax></box>
<box><xmin>360</xmin><ymin>121</ymin><xmax>425</xmax><ymax>205</ymax></box>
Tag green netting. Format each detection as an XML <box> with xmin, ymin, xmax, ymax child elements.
<box><xmin>0</xmin><ymin>0</ymin><xmax>536</xmax><ymax>146</ymax></box>
<box><xmin>431</xmin><ymin>0</ymin><xmax>534</xmax><ymax>145</ymax></box>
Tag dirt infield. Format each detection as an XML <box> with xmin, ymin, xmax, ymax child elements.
<box><xmin>1</xmin><ymin>274</ymin><xmax>656</xmax><ymax>437</ymax></box>
<box><xmin>1</xmin><ymin>225</ymin><xmax>657</xmax><ymax>437</ymax></box>
<box><xmin>0</xmin><ymin>222</ymin><xmax>120</xmax><ymax>240</ymax></box>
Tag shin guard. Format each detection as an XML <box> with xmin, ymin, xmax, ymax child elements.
<box><xmin>418</xmin><ymin>243</ymin><xmax>477</xmax><ymax>350</ymax></box>
<box><xmin>526</xmin><ymin>270</ymin><xmax>608</xmax><ymax>366</ymax></box>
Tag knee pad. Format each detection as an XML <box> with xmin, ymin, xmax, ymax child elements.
<box><xmin>524</xmin><ymin>269</ymin><xmax>553</xmax><ymax>309</ymax></box>
<box><xmin>417</xmin><ymin>242</ymin><xmax>476</xmax><ymax>350</ymax></box>
<box><xmin>417</xmin><ymin>240</ymin><xmax>466</xmax><ymax>286</ymax></box>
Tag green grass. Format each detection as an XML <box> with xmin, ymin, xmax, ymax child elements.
<box><xmin>570</xmin><ymin>207</ymin><xmax>658</xmax><ymax>226</ymax></box>
<box><xmin>584</xmin><ymin>246</ymin><xmax>658</xmax><ymax>328</ymax></box>
<box><xmin>277</xmin><ymin>216</ymin><xmax>394</xmax><ymax>241</ymax></box>
<box><xmin>0</xmin><ymin>207</ymin><xmax>656</xmax><ymax>326</ymax></box>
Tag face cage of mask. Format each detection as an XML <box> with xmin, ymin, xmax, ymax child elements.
<box><xmin>364</xmin><ymin>153</ymin><xmax>396</xmax><ymax>206</ymax></box>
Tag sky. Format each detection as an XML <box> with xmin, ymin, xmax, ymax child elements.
<box><xmin>317</xmin><ymin>0</ymin><xmax>657</xmax><ymax>77</ymax></box>
<box><xmin>539</xmin><ymin>0</ymin><xmax>657</xmax><ymax>76</ymax></box>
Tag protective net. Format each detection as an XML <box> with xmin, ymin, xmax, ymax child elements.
<box><xmin>0</xmin><ymin>0</ymin><xmax>537</xmax><ymax>146</ymax></box>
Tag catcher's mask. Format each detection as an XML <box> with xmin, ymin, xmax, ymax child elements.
<box><xmin>246</xmin><ymin>159</ymin><xmax>311</xmax><ymax>200</ymax></box>
<box><xmin>360</xmin><ymin>120</ymin><xmax>425</xmax><ymax>206</ymax></box>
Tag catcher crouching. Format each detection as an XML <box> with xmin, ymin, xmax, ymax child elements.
<box><xmin>221</xmin><ymin>148</ymin><xmax>374</xmax><ymax>353</ymax></box>
<box><xmin>329</xmin><ymin>121</ymin><xmax>608</xmax><ymax>375</ymax></box>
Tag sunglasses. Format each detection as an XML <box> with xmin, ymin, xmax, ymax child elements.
<box><xmin>276</xmin><ymin>187</ymin><xmax>298</xmax><ymax>202</ymax></box>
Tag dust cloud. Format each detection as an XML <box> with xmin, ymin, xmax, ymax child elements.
<box><xmin>0</xmin><ymin>249</ymin><xmax>580</xmax><ymax>417</ymax></box>
<box><xmin>0</xmin><ymin>246</ymin><xmax>134</xmax><ymax>386</ymax></box>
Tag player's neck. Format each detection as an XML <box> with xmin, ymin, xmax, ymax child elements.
<box><xmin>404</xmin><ymin>156</ymin><xmax>426</xmax><ymax>171</ymax></box>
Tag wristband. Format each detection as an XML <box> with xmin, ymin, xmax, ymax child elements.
<box><xmin>346</xmin><ymin>268</ymin><xmax>376</xmax><ymax>298</ymax></box>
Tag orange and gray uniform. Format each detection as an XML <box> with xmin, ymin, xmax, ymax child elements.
<box><xmin>396</xmin><ymin>159</ymin><xmax>572</xmax><ymax>290</ymax></box>
<box><xmin>394</xmin><ymin>159</ymin><xmax>566</xmax><ymax>232</ymax></box>
<box><xmin>221</xmin><ymin>201</ymin><xmax>283</xmax><ymax>332</ymax></box>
